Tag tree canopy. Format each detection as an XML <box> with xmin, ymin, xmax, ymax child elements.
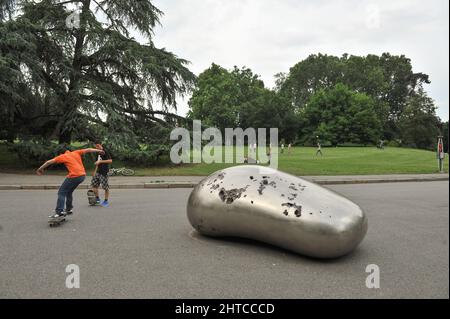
<box><xmin>1</xmin><ymin>1</ymin><xmax>446</xmax><ymax>161</ymax></box>
<box><xmin>187</xmin><ymin>54</ymin><xmax>443</xmax><ymax>150</ymax></box>
<box><xmin>278</xmin><ymin>53</ymin><xmax>432</xmax><ymax>141</ymax></box>
<box><xmin>188</xmin><ymin>63</ymin><xmax>300</xmax><ymax>142</ymax></box>
<box><xmin>300</xmin><ymin>83</ymin><xmax>381</xmax><ymax>146</ymax></box>
<box><xmin>0</xmin><ymin>0</ymin><xmax>195</xmax><ymax>152</ymax></box>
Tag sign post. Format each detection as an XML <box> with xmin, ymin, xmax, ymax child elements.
<box><xmin>437</xmin><ymin>136</ymin><xmax>445</xmax><ymax>173</ymax></box>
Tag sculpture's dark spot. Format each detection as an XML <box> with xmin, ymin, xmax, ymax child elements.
<box><xmin>288</xmin><ymin>192</ymin><xmax>298</xmax><ymax>200</ymax></box>
<box><xmin>262</xmin><ymin>179</ymin><xmax>268</xmax><ymax>185</ymax></box>
<box><xmin>250</xmin><ymin>176</ymin><xmax>254</xmax><ymax>180</ymax></box>
<box><xmin>257</xmin><ymin>182</ymin><xmax>266</xmax><ymax>195</ymax></box>
<box><xmin>251</xmin><ymin>201</ymin><xmax>254</xmax><ymax>204</ymax></box>
<box><xmin>289</xmin><ymin>185</ymin><xmax>298</xmax><ymax>191</ymax></box>
<box><xmin>282</xmin><ymin>202</ymin><xmax>302</xmax><ymax>217</ymax></box>
<box><xmin>219</xmin><ymin>186</ymin><xmax>248</xmax><ymax>204</ymax></box>
<box><xmin>283</xmin><ymin>210</ymin><xmax>289</xmax><ymax>216</ymax></box>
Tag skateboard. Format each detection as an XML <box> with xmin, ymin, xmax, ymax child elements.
<box><xmin>87</xmin><ymin>189</ymin><xmax>97</xmax><ymax>206</ymax></box>
<box><xmin>48</xmin><ymin>215</ymin><xmax>66</xmax><ymax>227</ymax></box>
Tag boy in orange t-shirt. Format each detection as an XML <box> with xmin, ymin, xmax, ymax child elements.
<box><xmin>36</xmin><ymin>147</ymin><xmax>104</xmax><ymax>219</ymax></box>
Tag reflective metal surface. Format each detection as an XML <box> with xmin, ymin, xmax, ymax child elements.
<box><xmin>187</xmin><ymin>165</ymin><xmax>368</xmax><ymax>258</ymax></box>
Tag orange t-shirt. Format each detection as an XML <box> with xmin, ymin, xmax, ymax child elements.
<box><xmin>53</xmin><ymin>149</ymin><xmax>88</xmax><ymax>178</ymax></box>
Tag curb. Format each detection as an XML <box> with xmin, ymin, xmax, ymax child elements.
<box><xmin>0</xmin><ymin>176</ymin><xmax>447</xmax><ymax>190</ymax></box>
<box><xmin>144</xmin><ymin>183</ymin><xmax>197</xmax><ymax>189</ymax></box>
<box><xmin>314</xmin><ymin>176</ymin><xmax>449</xmax><ymax>185</ymax></box>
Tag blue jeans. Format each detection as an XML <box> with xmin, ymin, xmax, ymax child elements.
<box><xmin>55</xmin><ymin>176</ymin><xmax>85</xmax><ymax>213</ymax></box>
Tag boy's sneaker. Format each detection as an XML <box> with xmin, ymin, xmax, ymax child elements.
<box><xmin>95</xmin><ymin>198</ymin><xmax>101</xmax><ymax>205</ymax></box>
<box><xmin>48</xmin><ymin>212</ymin><xmax>65</xmax><ymax>219</ymax></box>
<box><xmin>64</xmin><ymin>209</ymin><xmax>73</xmax><ymax>215</ymax></box>
<box><xmin>101</xmin><ymin>200</ymin><xmax>109</xmax><ymax>207</ymax></box>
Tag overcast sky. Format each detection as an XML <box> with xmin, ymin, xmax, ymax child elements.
<box><xmin>150</xmin><ymin>0</ymin><xmax>449</xmax><ymax>120</ymax></box>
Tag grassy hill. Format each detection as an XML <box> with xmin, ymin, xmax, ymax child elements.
<box><xmin>1</xmin><ymin>143</ymin><xmax>447</xmax><ymax>176</ymax></box>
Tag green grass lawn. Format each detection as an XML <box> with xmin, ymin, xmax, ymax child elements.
<box><xmin>0</xmin><ymin>144</ymin><xmax>447</xmax><ymax>176</ymax></box>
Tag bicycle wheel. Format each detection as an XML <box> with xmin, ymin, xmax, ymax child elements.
<box><xmin>121</xmin><ymin>168</ymin><xmax>135</xmax><ymax>176</ymax></box>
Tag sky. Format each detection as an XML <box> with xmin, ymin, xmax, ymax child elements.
<box><xmin>149</xmin><ymin>0</ymin><xmax>449</xmax><ymax>120</ymax></box>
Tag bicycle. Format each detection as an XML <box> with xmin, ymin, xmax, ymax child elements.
<box><xmin>107</xmin><ymin>167</ymin><xmax>135</xmax><ymax>176</ymax></box>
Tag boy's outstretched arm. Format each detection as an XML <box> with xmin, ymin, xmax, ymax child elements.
<box><xmin>83</xmin><ymin>148</ymin><xmax>105</xmax><ymax>154</ymax></box>
<box><xmin>95</xmin><ymin>159</ymin><xmax>112</xmax><ymax>165</ymax></box>
<box><xmin>36</xmin><ymin>159</ymin><xmax>56</xmax><ymax>175</ymax></box>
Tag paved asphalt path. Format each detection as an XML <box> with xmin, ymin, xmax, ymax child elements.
<box><xmin>0</xmin><ymin>182</ymin><xmax>448</xmax><ymax>298</ymax></box>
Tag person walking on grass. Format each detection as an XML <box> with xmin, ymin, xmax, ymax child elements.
<box><xmin>378</xmin><ymin>139</ymin><xmax>384</xmax><ymax>150</ymax></box>
<box><xmin>36</xmin><ymin>147</ymin><xmax>105</xmax><ymax>220</ymax></box>
<box><xmin>90</xmin><ymin>142</ymin><xmax>112</xmax><ymax>207</ymax></box>
<box><xmin>316</xmin><ymin>142</ymin><xmax>323</xmax><ymax>156</ymax></box>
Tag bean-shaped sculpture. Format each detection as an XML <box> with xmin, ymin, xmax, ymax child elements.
<box><xmin>187</xmin><ymin>165</ymin><xmax>368</xmax><ymax>258</ymax></box>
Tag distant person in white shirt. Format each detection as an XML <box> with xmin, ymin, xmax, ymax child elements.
<box><xmin>316</xmin><ymin>142</ymin><xmax>323</xmax><ymax>156</ymax></box>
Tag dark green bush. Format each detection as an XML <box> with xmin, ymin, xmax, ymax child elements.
<box><xmin>7</xmin><ymin>140</ymin><xmax>79</xmax><ymax>166</ymax></box>
<box><xmin>7</xmin><ymin>139</ymin><xmax>171</xmax><ymax>167</ymax></box>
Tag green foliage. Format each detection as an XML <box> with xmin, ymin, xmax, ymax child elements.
<box><xmin>0</xmin><ymin>0</ymin><xmax>14</xmax><ymax>21</ymax></box>
<box><xmin>279</xmin><ymin>53</ymin><xmax>433</xmax><ymax>140</ymax></box>
<box><xmin>7</xmin><ymin>139</ymin><xmax>78</xmax><ymax>166</ymax></box>
<box><xmin>239</xmin><ymin>89</ymin><xmax>300</xmax><ymax>143</ymax></box>
<box><xmin>1</xmin><ymin>2</ymin><xmax>443</xmax><ymax>154</ymax></box>
<box><xmin>301</xmin><ymin>84</ymin><xmax>381</xmax><ymax>146</ymax></box>
<box><xmin>188</xmin><ymin>63</ymin><xmax>300</xmax><ymax>142</ymax></box>
<box><xmin>188</xmin><ymin>64</ymin><xmax>262</xmax><ymax>131</ymax></box>
<box><xmin>279</xmin><ymin>53</ymin><xmax>344</xmax><ymax>108</ymax></box>
<box><xmin>6</xmin><ymin>137</ymin><xmax>169</xmax><ymax>167</ymax></box>
<box><xmin>0</xmin><ymin>0</ymin><xmax>195</xmax><ymax>148</ymax></box>
<box><xmin>398</xmin><ymin>88</ymin><xmax>440</xmax><ymax>150</ymax></box>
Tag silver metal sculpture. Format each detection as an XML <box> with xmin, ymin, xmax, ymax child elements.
<box><xmin>187</xmin><ymin>165</ymin><xmax>368</xmax><ymax>258</ymax></box>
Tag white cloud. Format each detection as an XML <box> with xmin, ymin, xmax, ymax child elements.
<box><xmin>151</xmin><ymin>0</ymin><xmax>449</xmax><ymax>120</ymax></box>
